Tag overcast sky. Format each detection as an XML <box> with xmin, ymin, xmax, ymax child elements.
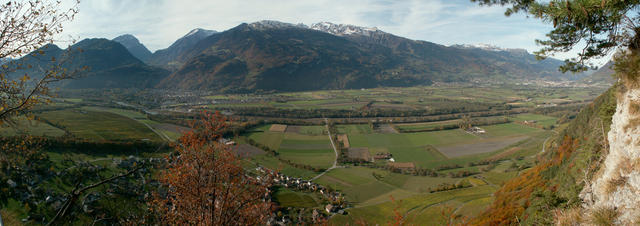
<box><xmin>58</xmin><ymin>0</ymin><xmax>610</xmax><ymax>64</ymax></box>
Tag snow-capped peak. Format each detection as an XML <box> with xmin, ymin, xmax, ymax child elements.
<box><xmin>310</xmin><ymin>22</ymin><xmax>382</xmax><ymax>37</ymax></box>
<box><xmin>249</xmin><ymin>20</ymin><xmax>308</xmax><ymax>30</ymax></box>
<box><xmin>451</xmin><ymin>43</ymin><xmax>527</xmax><ymax>53</ymax></box>
<box><xmin>184</xmin><ymin>28</ymin><xmax>217</xmax><ymax>38</ymax></box>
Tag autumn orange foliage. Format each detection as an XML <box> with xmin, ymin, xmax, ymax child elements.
<box><xmin>151</xmin><ymin>111</ymin><xmax>273</xmax><ymax>225</ymax></box>
<box><xmin>471</xmin><ymin>136</ymin><xmax>577</xmax><ymax>225</ymax></box>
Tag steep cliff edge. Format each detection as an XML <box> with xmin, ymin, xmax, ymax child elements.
<box><xmin>583</xmin><ymin>84</ymin><xmax>640</xmax><ymax>223</ymax></box>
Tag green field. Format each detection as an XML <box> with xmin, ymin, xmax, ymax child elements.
<box><xmin>38</xmin><ymin>109</ymin><xmax>163</xmax><ymax>142</ymax></box>
<box><xmin>344</xmin><ymin>123</ymin><xmax>542</xmax><ymax>168</ymax></box>
<box><xmin>314</xmin><ymin>167</ymin><xmax>459</xmax><ymax>206</ymax></box>
<box><xmin>0</xmin><ymin>117</ymin><xmax>66</xmax><ymax>137</ymax></box>
<box><xmin>330</xmin><ymin>185</ymin><xmax>497</xmax><ymax>225</ymax></box>
<box><xmin>82</xmin><ymin>106</ymin><xmax>184</xmax><ymax>141</ymax></box>
<box><xmin>511</xmin><ymin>113</ymin><xmax>558</xmax><ymax>127</ymax></box>
<box><xmin>199</xmin><ymin>85</ymin><xmax>604</xmax><ymax>113</ymax></box>
<box><xmin>336</xmin><ymin>124</ymin><xmax>373</xmax><ymax>135</ymax></box>
<box><xmin>291</xmin><ymin>125</ymin><xmax>326</xmax><ymax>135</ymax></box>
<box><xmin>273</xmin><ymin>188</ymin><xmax>321</xmax><ymax>208</ymax></box>
<box><xmin>245</xmin><ymin>125</ymin><xmax>335</xmax><ymax>169</ymax></box>
<box><xmin>248</xmin><ymin>131</ymin><xmax>285</xmax><ymax>150</ymax></box>
<box><xmin>481</xmin><ymin>123</ymin><xmax>541</xmax><ymax>138</ymax></box>
<box><xmin>244</xmin><ymin>154</ymin><xmax>320</xmax><ymax>179</ymax></box>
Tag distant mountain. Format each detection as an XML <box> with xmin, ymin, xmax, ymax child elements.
<box><xmin>157</xmin><ymin>21</ymin><xmax>414</xmax><ymax>92</ymax></box>
<box><xmin>450</xmin><ymin>44</ymin><xmax>575</xmax><ymax>80</ymax></box>
<box><xmin>112</xmin><ymin>34</ymin><xmax>152</xmax><ymax>62</ymax></box>
<box><xmin>147</xmin><ymin>28</ymin><xmax>218</xmax><ymax>69</ymax></box>
<box><xmin>8</xmin><ymin>39</ymin><xmax>168</xmax><ymax>89</ymax></box>
<box><xmin>583</xmin><ymin>61</ymin><xmax>616</xmax><ymax>85</ymax></box>
<box><xmin>157</xmin><ymin>21</ymin><xmax>578</xmax><ymax>92</ymax></box>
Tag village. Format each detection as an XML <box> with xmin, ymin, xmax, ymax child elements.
<box><xmin>255</xmin><ymin>166</ymin><xmax>348</xmax><ymax>225</ymax></box>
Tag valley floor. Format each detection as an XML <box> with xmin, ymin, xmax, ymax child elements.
<box><xmin>0</xmin><ymin>84</ymin><xmax>605</xmax><ymax>224</ymax></box>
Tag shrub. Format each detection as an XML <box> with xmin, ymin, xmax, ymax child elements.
<box><xmin>554</xmin><ymin>208</ymin><xmax>583</xmax><ymax>226</ymax></box>
<box><xmin>589</xmin><ymin>206</ymin><xmax>618</xmax><ymax>226</ymax></box>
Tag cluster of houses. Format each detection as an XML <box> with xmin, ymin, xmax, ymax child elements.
<box><xmin>218</xmin><ymin>138</ymin><xmax>237</xmax><ymax>146</ymax></box>
<box><xmin>256</xmin><ymin>167</ymin><xmax>347</xmax><ymax>220</ymax></box>
<box><xmin>374</xmin><ymin>152</ymin><xmax>393</xmax><ymax>162</ymax></box>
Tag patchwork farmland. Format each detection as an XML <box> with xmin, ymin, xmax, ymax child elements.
<box><xmin>1</xmin><ymin>84</ymin><xmax>595</xmax><ymax>225</ymax></box>
<box><xmin>239</xmin><ymin>115</ymin><xmax>554</xmax><ymax>223</ymax></box>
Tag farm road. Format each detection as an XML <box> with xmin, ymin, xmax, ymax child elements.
<box><xmin>311</xmin><ymin>118</ymin><xmax>339</xmax><ymax>181</ymax></box>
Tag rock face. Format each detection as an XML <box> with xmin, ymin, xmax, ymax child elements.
<box><xmin>587</xmin><ymin>86</ymin><xmax>640</xmax><ymax>223</ymax></box>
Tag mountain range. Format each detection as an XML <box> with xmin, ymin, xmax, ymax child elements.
<box><xmin>7</xmin><ymin>39</ymin><xmax>168</xmax><ymax>89</ymax></box>
<box><xmin>9</xmin><ymin>20</ymin><xmax>590</xmax><ymax>92</ymax></box>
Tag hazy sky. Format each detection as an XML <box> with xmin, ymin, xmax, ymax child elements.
<box><xmin>58</xmin><ymin>0</ymin><xmax>610</xmax><ymax>64</ymax></box>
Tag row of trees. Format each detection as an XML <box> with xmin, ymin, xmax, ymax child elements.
<box><xmin>428</xmin><ymin>182</ymin><xmax>473</xmax><ymax>193</ymax></box>
<box><xmin>214</xmin><ymin>101</ymin><xmax>513</xmax><ymax>119</ymax></box>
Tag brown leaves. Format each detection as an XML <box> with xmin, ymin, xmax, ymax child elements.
<box><xmin>151</xmin><ymin>111</ymin><xmax>273</xmax><ymax>225</ymax></box>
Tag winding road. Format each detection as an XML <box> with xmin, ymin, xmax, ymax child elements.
<box><xmin>311</xmin><ymin>118</ymin><xmax>339</xmax><ymax>181</ymax></box>
<box><xmin>539</xmin><ymin>130</ymin><xmax>559</xmax><ymax>155</ymax></box>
